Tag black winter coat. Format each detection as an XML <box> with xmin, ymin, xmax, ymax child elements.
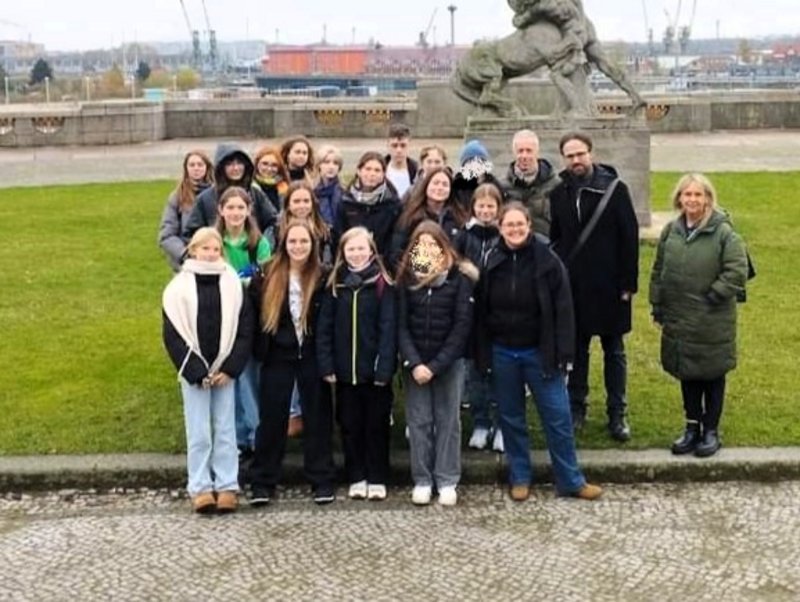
<box><xmin>333</xmin><ymin>188</ymin><xmax>402</xmax><ymax>260</ymax></box>
<box><xmin>182</xmin><ymin>144</ymin><xmax>278</xmax><ymax>240</ymax></box>
<box><xmin>454</xmin><ymin>219</ymin><xmax>500</xmax><ymax>269</ymax></box>
<box><xmin>550</xmin><ymin>163</ymin><xmax>639</xmax><ymax>336</ymax></box>
<box><xmin>452</xmin><ymin>172</ymin><xmax>504</xmax><ymax>212</ymax></box>
<box><xmin>316</xmin><ymin>266</ymin><xmax>397</xmax><ymax>384</ymax></box>
<box><xmin>389</xmin><ymin>205</ymin><xmax>463</xmax><ymax>271</ymax></box>
<box><xmin>397</xmin><ymin>265</ymin><xmax>475</xmax><ymax>376</ymax></box>
<box><xmin>162</xmin><ymin>274</ymin><xmax>254</xmax><ymax>385</ymax></box>
<box><xmin>249</xmin><ymin>270</ymin><xmax>327</xmax><ymax>364</ymax></box>
<box><xmin>475</xmin><ymin>235</ymin><xmax>575</xmax><ymax>377</ymax></box>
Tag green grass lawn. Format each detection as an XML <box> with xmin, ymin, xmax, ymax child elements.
<box><xmin>0</xmin><ymin>173</ymin><xmax>797</xmax><ymax>455</ymax></box>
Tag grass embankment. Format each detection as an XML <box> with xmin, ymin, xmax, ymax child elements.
<box><xmin>0</xmin><ymin>173</ymin><xmax>797</xmax><ymax>454</ymax></box>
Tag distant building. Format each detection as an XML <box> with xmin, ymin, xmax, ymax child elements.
<box><xmin>0</xmin><ymin>40</ymin><xmax>46</xmax><ymax>74</ymax></box>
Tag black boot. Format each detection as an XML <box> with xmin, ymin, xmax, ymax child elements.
<box><xmin>695</xmin><ymin>429</ymin><xmax>721</xmax><ymax>457</ymax></box>
<box><xmin>608</xmin><ymin>413</ymin><xmax>631</xmax><ymax>442</ymax></box>
<box><xmin>671</xmin><ymin>424</ymin><xmax>701</xmax><ymax>455</ymax></box>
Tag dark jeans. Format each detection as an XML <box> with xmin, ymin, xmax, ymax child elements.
<box><xmin>568</xmin><ymin>333</ymin><xmax>627</xmax><ymax>418</ymax></box>
<box><xmin>680</xmin><ymin>376</ymin><xmax>726</xmax><ymax>431</ymax></box>
<box><xmin>251</xmin><ymin>357</ymin><xmax>335</xmax><ymax>489</ymax></box>
<box><xmin>337</xmin><ymin>383</ymin><xmax>392</xmax><ymax>485</ymax></box>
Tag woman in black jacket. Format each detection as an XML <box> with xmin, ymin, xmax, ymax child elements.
<box><xmin>317</xmin><ymin>226</ymin><xmax>397</xmax><ymax>501</ymax></box>
<box><xmin>476</xmin><ymin>202</ymin><xmax>601</xmax><ymax>503</ymax></box>
<box><xmin>249</xmin><ymin>220</ymin><xmax>335</xmax><ymax>506</ymax></box>
<box><xmin>396</xmin><ymin>221</ymin><xmax>477</xmax><ymax>507</ymax></box>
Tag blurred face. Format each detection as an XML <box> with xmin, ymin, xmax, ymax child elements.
<box><xmin>561</xmin><ymin>139</ymin><xmax>593</xmax><ymax>179</ymax></box>
<box><xmin>343</xmin><ymin>233</ymin><xmax>372</xmax><ymax>269</ymax></box>
<box><xmin>186</xmin><ymin>154</ymin><xmax>208</xmax><ymax>182</ymax></box>
<box><xmin>223</xmin><ymin>158</ymin><xmax>246</xmax><ymax>182</ymax></box>
<box><xmin>358</xmin><ymin>159</ymin><xmax>385</xmax><ymax>189</ymax></box>
<box><xmin>256</xmin><ymin>153</ymin><xmax>281</xmax><ymax>178</ymax></box>
<box><xmin>319</xmin><ymin>155</ymin><xmax>341</xmax><ymax>180</ymax></box>
<box><xmin>679</xmin><ymin>182</ymin><xmax>708</xmax><ymax>221</ymax></box>
<box><xmin>421</xmin><ymin>149</ymin><xmax>445</xmax><ymax>173</ymax></box>
<box><xmin>388</xmin><ymin>136</ymin><xmax>409</xmax><ymax>163</ymax></box>
<box><xmin>426</xmin><ymin>173</ymin><xmax>451</xmax><ymax>204</ymax></box>
<box><xmin>473</xmin><ymin>196</ymin><xmax>499</xmax><ymax>224</ymax></box>
<box><xmin>192</xmin><ymin>238</ymin><xmax>221</xmax><ymax>262</ymax></box>
<box><xmin>500</xmin><ymin>208</ymin><xmax>531</xmax><ymax>249</ymax></box>
<box><xmin>287</xmin><ymin>189</ymin><xmax>313</xmax><ymax>219</ymax></box>
<box><xmin>513</xmin><ymin>135</ymin><xmax>539</xmax><ymax>173</ymax></box>
<box><xmin>285</xmin><ymin>225</ymin><xmax>313</xmax><ymax>264</ymax></box>
<box><xmin>287</xmin><ymin>142</ymin><xmax>309</xmax><ymax>169</ymax></box>
<box><xmin>410</xmin><ymin>232</ymin><xmax>445</xmax><ymax>275</ymax></box>
<box><xmin>219</xmin><ymin>195</ymin><xmax>250</xmax><ymax>230</ymax></box>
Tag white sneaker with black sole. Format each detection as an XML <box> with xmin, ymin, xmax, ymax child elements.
<box><xmin>468</xmin><ymin>427</ymin><xmax>491</xmax><ymax>450</ymax></box>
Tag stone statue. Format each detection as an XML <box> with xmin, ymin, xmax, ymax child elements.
<box><xmin>451</xmin><ymin>0</ymin><xmax>647</xmax><ymax>117</ymax></box>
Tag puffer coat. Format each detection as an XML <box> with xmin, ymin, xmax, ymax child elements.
<box><xmin>649</xmin><ymin>210</ymin><xmax>748</xmax><ymax>380</ymax></box>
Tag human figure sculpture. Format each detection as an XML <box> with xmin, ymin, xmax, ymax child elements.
<box><xmin>452</xmin><ymin>0</ymin><xmax>647</xmax><ymax>117</ymax></box>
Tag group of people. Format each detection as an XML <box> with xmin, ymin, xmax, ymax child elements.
<box><xmin>159</xmin><ymin>123</ymin><xmax>749</xmax><ymax>515</ymax></box>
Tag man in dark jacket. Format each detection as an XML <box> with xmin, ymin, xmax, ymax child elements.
<box><xmin>183</xmin><ymin>143</ymin><xmax>277</xmax><ymax>242</ymax></box>
<box><xmin>384</xmin><ymin>123</ymin><xmax>419</xmax><ymax>199</ymax></box>
<box><xmin>549</xmin><ymin>132</ymin><xmax>639</xmax><ymax>441</ymax></box>
<box><xmin>499</xmin><ymin>129</ymin><xmax>560</xmax><ymax>239</ymax></box>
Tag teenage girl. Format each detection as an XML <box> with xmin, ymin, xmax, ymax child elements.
<box><xmin>278</xmin><ymin>182</ymin><xmax>335</xmax><ymax>267</ymax></box>
<box><xmin>281</xmin><ymin>135</ymin><xmax>316</xmax><ymax>184</ymax></box>
<box><xmin>317</xmin><ymin>227</ymin><xmax>397</xmax><ymax>501</ymax></box>
<box><xmin>253</xmin><ymin>146</ymin><xmax>290</xmax><ymax>214</ymax></box>
<box><xmin>162</xmin><ymin>227</ymin><xmax>254</xmax><ymax>514</ymax></box>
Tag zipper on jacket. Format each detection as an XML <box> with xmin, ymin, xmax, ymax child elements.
<box><xmin>511</xmin><ymin>252</ymin><xmax>518</xmax><ymax>330</ymax></box>
<box><xmin>351</xmin><ymin>289</ymin><xmax>360</xmax><ymax>383</ymax></box>
<box><xmin>424</xmin><ymin>288</ymin><xmax>433</xmax><ymax>354</ymax></box>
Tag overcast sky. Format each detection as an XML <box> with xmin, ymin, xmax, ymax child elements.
<box><xmin>2</xmin><ymin>1</ymin><xmax>798</xmax><ymax>51</ymax></box>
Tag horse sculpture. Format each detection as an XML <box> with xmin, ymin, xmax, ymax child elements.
<box><xmin>451</xmin><ymin>9</ymin><xmax>647</xmax><ymax>118</ymax></box>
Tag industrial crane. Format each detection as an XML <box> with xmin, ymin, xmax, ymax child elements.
<box><xmin>641</xmin><ymin>0</ymin><xmax>654</xmax><ymax>55</ymax></box>
<box><xmin>200</xmin><ymin>0</ymin><xmax>218</xmax><ymax>69</ymax></box>
<box><xmin>418</xmin><ymin>8</ymin><xmax>438</xmax><ymax>48</ymax></box>
<box><xmin>678</xmin><ymin>0</ymin><xmax>698</xmax><ymax>54</ymax></box>
<box><xmin>177</xmin><ymin>0</ymin><xmax>201</xmax><ymax>66</ymax></box>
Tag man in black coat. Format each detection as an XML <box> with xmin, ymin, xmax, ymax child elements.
<box><xmin>549</xmin><ymin>132</ymin><xmax>639</xmax><ymax>441</ymax></box>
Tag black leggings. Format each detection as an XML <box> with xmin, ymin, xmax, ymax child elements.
<box><xmin>680</xmin><ymin>376</ymin><xmax>726</xmax><ymax>431</ymax></box>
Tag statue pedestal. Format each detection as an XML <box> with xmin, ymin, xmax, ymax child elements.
<box><xmin>464</xmin><ymin>115</ymin><xmax>652</xmax><ymax>226</ymax></box>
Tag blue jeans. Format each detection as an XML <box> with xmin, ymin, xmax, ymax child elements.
<box><xmin>491</xmin><ymin>344</ymin><xmax>585</xmax><ymax>494</ymax></box>
<box><xmin>180</xmin><ymin>378</ymin><xmax>239</xmax><ymax>495</ymax></box>
<box><xmin>234</xmin><ymin>358</ymin><xmax>260</xmax><ymax>450</ymax></box>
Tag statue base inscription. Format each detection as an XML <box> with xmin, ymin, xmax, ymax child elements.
<box><xmin>464</xmin><ymin>114</ymin><xmax>652</xmax><ymax>226</ymax></box>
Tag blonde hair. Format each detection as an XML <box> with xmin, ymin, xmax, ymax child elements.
<box><xmin>186</xmin><ymin>227</ymin><xmax>222</xmax><ymax>257</ymax></box>
<box><xmin>327</xmin><ymin>226</ymin><xmax>392</xmax><ymax>295</ymax></box>
<box><xmin>671</xmin><ymin>173</ymin><xmax>718</xmax><ymax>212</ymax></box>
<box><xmin>316</xmin><ymin>145</ymin><xmax>344</xmax><ymax>171</ymax></box>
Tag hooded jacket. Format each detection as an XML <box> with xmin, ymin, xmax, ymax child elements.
<box><xmin>499</xmin><ymin>158</ymin><xmax>560</xmax><ymax>238</ymax></box>
<box><xmin>182</xmin><ymin>144</ymin><xmax>278</xmax><ymax>241</ymax></box>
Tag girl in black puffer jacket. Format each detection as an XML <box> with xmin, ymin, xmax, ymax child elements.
<box><xmin>317</xmin><ymin>227</ymin><xmax>397</xmax><ymax>501</ymax></box>
<box><xmin>396</xmin><ymin>221</ymin><xmax>477</xmax><ymax>507</ymax></box>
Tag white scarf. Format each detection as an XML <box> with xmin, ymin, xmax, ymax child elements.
<box><xmin>162</xmin><ymin>258</ymin><xmax>243</xmax><ymax>379</ymax></box>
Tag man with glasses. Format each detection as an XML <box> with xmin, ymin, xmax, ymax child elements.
<box><xmin>549</xmin><ymin>132</ymin><xmax>639</xmax><ymax>442</ymax></box>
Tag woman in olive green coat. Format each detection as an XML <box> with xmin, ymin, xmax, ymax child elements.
<box><xmin>649</xmin><ymin>174</ymin><xmax>748</xmax><ymax>458</ymax></box>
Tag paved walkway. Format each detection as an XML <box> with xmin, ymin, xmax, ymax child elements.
<box><xmin>1</xmin><ymin>131</ymin><xmax>798</xmax><ymax>188</ymax></box>
<box><xmin>2</xmin><ymin>481</ymin><xmax>799</xmax><ymax>600</ymax></box>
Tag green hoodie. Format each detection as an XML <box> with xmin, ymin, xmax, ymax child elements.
<box><xmin>223</xmin><ymin>232</ymin><xmax>271</xmax><ymax>274</ymax></box>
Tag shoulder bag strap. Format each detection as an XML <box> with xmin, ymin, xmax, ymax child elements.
<box><xmin>566</xmin><ymin>178</ymin><xmax>620</xmax><ymax>265</ymax></box>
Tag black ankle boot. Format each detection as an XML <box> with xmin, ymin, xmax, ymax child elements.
<box><xmin>695</xmin><ymin>429</ymin><xmax>721</xmax><ymax>457</ymax></box>
<box><xmin>608</xmin><ymin>414</ymin><xmax>631</xmax><ymax>442</ymax></box>
<box><xmin>671</xmin><ymin>424</ymin><xmax>701</xmax><ymax>455</ymax></box>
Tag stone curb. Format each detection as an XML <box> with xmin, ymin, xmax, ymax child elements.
<box><xmin>2</xmin><ymin>448</ymin><xmax>800</xmax><ymax>492</ymax></box>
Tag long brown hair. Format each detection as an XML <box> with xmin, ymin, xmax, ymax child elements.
<box><xmin>398</xmin><ymin>167</ymin><xmax>465</xmax><ymax>229</ymax></box>
<box><xmin>279</xmin><ymin>182</ymin><xmax>331</xmax><ymax>242</ymax></box>
<box><xmin>215</xmin><ymin>186</ymin><xmax>263</xmax><ymax>254</ymax></box>
<box><xmin>327</xmin><ymin>226</ymin><xmax>393</xmax><ymax>295</ymax></box>
<box><xmin>347</xmin><ymin>151</ymin><xmax>387</xmax><ymax>190</ymax></box>
<box><xmin>280</xmin><ymin>135</ymin><xmax>316</xmax><ymax>182</ymax></box>
<box><xmin>395</xmin><ymin>221</ymin><xmax>460</xmax><ymax>287</ymax></box>
<box><xmin>260</xmin><ymin>220</ymin><xmax>322</xmax><ymax>335</ymax></box>
<box><xmin>176</xmin><ymin>150</ymin><xmax>214</xmax><ymax>211</ymax></box>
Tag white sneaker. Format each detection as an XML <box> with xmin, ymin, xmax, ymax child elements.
<box><xmin>405</xmin><ymin>426</ymin><xmax>410</xmax><ymax>441</ymax></box>
<box><xmin>492</xmin><ymin>428</ymin><xmax>505</xmax><ymax>453</ymax></box>
<box><xmin>438</xmin><ymin>486</ymin><xmax>458</xmax><ymax>506</ymax></box>
<box><xmin>468</xmin><ymin>427</ymin><xmax>491</xmax><ymax>450</ymax></box>
<box><xmin>411</xmin><ymin>485</ymin><xmax>432</xmax><ymax>505</ymax></box>
<box><xmin>367</xmin><ymin>484</ymin><xmax>387</xmax><ymax>501</ymax></box>
<box><xmin>348</xmin><ymin>480</ymin><xmax>367</xmax><ymax>500</ymax></box>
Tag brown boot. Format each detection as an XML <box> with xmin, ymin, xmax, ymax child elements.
<box><xmin>287</xmin><ymin>415</ymin><xmax>304</xmax><ymax>438</ymax></box>
<box><xmin>509</xmin><ymin>484</ymin><xmax>530</xmax><ymax>502</ymax></box>
<box><xmin>572</xmin><ymin>483</ymin><xmax>603</xmax><ymax>500</ymax></box>
<box><xmin>192</xmin><ymin>491</ymin><xmax>216</xmax><ymax>514</ymax></box>
<box><xmin>216</xmin><ymin>491</ymin><xmax>238</xmax><ymax>514</ymax></box>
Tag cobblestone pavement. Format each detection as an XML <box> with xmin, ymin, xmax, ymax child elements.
<box><xmin>1</xmin><ymin>131</ymin><xmax>799</xmax><ymax>188</ymax></box>
<box><xmin>1</xmin><ymin>481</ymin><xmax>799</xmax><ymax>601</ymax></box>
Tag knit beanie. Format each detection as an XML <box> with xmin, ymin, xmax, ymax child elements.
<box><xmin>459</xmin><ymin>140</ymin><xmax>490</xmax><ymax>165</ymax></box>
